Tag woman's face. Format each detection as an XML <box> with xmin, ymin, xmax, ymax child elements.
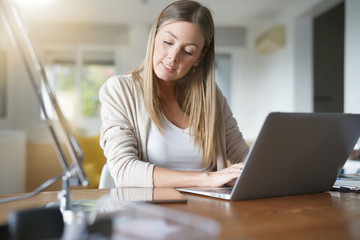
<box><xmin>153</xmin><ymin>20</ymin><xmax>206</xmax><ymax>82</ymax></box>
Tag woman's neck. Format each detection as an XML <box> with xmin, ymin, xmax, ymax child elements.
<box><xmin>156</xmin><ymin>79</ymin><xmax>177</xmax><ymax>101</ymax></box>
<box><xmin>156</xmin><ymin>78</ymin><xmax>189</xmax><ymax>129</ymax></box>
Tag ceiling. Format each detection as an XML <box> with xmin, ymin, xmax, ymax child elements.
<box><xmin>15</xmin><ymin>0</ymin><xmax>295</xmax><ymax>27</ymax></box>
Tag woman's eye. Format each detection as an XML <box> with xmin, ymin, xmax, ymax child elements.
<box><xmin>164</xmin><ymin>41</ymin><xmax>172</xmax><ymax>45</ymax></box>
<box><xmin>184</xmin><ymin>50</ymin><xmax>193</xmax><ymax>56</ymax></box>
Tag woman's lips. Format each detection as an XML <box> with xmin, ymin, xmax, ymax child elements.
<box><xmin>162</xmin><ymin>62</ymin><xmax>175</xmax><ymax>72</ymax></box>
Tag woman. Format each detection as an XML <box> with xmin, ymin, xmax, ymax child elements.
<box><xmin>99</xmin><ymin>0</ymin><xmax>249</xmax><ymax>188</ymax></box>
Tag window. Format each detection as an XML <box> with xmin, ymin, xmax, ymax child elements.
<box><xmin>44</xmin><ymin>48</ymin><xmax>117</xmax><ymax>122</ymax></box>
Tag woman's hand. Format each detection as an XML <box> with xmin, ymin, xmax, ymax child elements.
<box><xmin>205</xmin><ymin>162</ymin><xmax>244</xmax><ymax>187</ymax></box>
<box><xmin>153</xmin><ymin>162</ymin><xmax>244</xmax><ymax>188</ymax></box>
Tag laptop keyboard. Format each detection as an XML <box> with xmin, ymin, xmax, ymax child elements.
<box><xmin>208</xmin><ymin>187</ymin><xmax>233</xmax><ymax>194</ymax></box>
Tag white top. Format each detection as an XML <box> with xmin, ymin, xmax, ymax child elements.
<box><xmin>147</xmin><ymin>117</ymin><xmax>206</xmax><ymax>171</ymax></box>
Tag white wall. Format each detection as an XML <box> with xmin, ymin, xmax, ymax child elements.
<box><xmin>0</xmin><ymin>130</ymin><xmax>26</xmax><ymax>194</ymax></box>
<box><xmin>235</xmin><ymin>0</ymin><xmax>356</xmax><ymax>141</ymax></box>
<box><xmin>345</xmin><ymin>0</ymin><xmax>360</xmax><ymax>113</ymax></box>
<box><xmin>235</xmin><ymin>1</ymin><xmax>310</xmax><ymax>140</ymax></box>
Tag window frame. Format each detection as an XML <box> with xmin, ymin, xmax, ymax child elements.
<box><xmin>41</xmin><ymin>45</ymin><xmax>125</xmax><ymax>132</ymax></box>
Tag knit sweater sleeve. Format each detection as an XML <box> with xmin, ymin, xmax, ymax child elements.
<box><xmin>99</xmin><ymin>75</ymin><xmax>154</xmax><ymax>187</ymax></box>
<box><xmin>218</xmin><ymin>88</ymin><xmax>249</xmax><ymax>164</ymax></box>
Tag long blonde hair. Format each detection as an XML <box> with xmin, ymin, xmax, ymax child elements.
<box><xmin>132</xmin><ymin>0</ymin><xmax>217</xmax><ymax>169</ymax></box>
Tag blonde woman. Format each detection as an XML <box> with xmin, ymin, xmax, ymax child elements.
<box><xmin>99</xmin><ymin>0</ymin><xmax>249</xmax><ymax>188</ymax></box>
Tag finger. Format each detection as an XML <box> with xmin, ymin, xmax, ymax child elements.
<box><xmin>226</xmin><ymin>178</ymin><xmax>237</xmax><ymax>186</ymax></box>
<box><xmin>229</xmin><ymin>163</ymin><xmax>244</xmax><ymax>172</ymax></box>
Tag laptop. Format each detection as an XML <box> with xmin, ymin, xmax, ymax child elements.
<box><xmin>178</xmin><ymin>112</ymin><xmax>360</xmax><ymax>201</ymax></box>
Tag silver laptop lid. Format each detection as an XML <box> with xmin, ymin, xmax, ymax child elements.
<box><xmin>232</xmin><ymin>112</ymin><xmax>360</xmax><ymax>201</ymax></box>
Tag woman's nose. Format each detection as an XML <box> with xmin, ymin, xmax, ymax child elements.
<box><xmin>168</xmin><ymin>48</ymin><xmax>180</xmax><ymax>62</ymax></box>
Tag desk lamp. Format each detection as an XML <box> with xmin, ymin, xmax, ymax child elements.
<box><xmin>0</xmin><ymin>0</ymin><xmax>88</xmax><ymax>214</ymax></box>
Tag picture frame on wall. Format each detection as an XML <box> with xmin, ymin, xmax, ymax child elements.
<box><xmin>0</xmin><ymin>49</ymin><xmax>6</xmax><ymax>117</ymax></box>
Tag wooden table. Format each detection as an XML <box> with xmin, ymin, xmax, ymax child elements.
<box><xmin>1</xmin><ymin>189</ymin><xmax>360</xmax><ymax>239</ymax></box>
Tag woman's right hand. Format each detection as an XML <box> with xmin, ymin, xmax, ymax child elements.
<box><xmin>205</xmin><ymin>162</ymin><xmax>244</xmax><ymax>187</ymax></box>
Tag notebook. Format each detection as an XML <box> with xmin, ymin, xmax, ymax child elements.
<box><xmin>178</xmin><ymin>112</ymin><xmax>360</xmax><ymax>201</ymax></box>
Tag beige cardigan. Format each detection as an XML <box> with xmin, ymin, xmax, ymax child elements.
<box><xmin>99</xmin><ymin>74</ymin><xmax>249</xmax><ymax>187</ymax></box>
